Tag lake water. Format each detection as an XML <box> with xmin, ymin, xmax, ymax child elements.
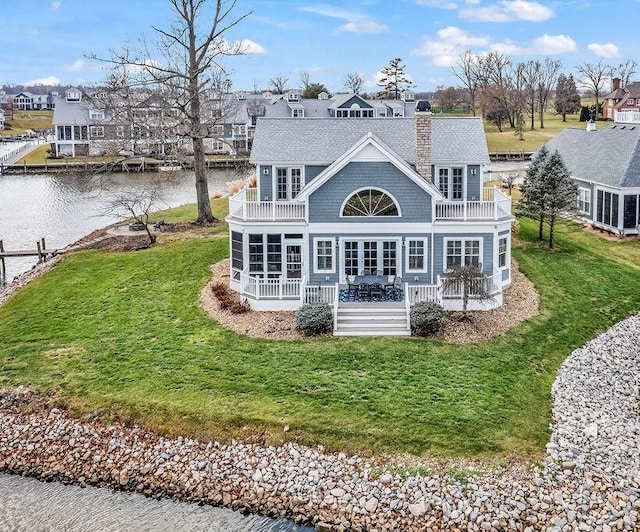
<box><xmin>0</xmin><ymin>170</ymin><xmax>239</xmax><ymax>281</ymax></box>
<box><xmin>0</xmin><ymin>473</ymin><xmax>310</xmax><ymax>531</ymax></box>
<box><xmin>0</xmin><ymin>169</ymin><xmax>313</xmax><ymax>531</ymax></box>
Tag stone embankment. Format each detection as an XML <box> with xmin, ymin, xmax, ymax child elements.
<box><xmin>1</xmin><ymin>314</ymin><xmax>639</xmax><ymax>530</ymax></box>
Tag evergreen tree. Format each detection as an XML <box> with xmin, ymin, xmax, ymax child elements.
<box><xmin>302</xmin><ymin>83</ymin><xmax>329</xmax><ymax>99</ymax></box>
<box><xmin>377</xmin><ymin>58</ymin><xmax>411</xmax><ymax>100</ymax></box>
<box><xmin>518</xmin><ymin>145</ymin><xmax>550</xmax><ymax>240</ymax></box>
<box><xmin>543</xmin><ymin>150</ymin><xmax>578</xmax><ymax>249</ymax></box>
<box><xmin>554</xmin><ymin>74</ymin><xmax>581</xmax><ymax>122</ymax></box>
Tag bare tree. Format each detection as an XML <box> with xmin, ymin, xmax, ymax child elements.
<box><xmin>269</xmin><ymin>75</ymin><xmax>288</xmax><ymax>94</ymax></box>
<box><xmin>536</xmin><ymin>57</ymin><xmax>562</xmax><ymax>128</ymax></box>
<box><xmin>91</xmin><ymin>0</ymin><xmax>251</xmax><ymax>225</ymax></box>
<box><xmin>520</xmin><ymin>60</ymin><xmax>540</xmax><ymax>130</ymax></box>
<box><xmin>451</xmin><ymin>51</ymin><xmax>480</xmax><ymax>116</ymax></box>
<box><xmin>343</xmin><ymin>72</ymin><xmax>365</xmax><ymax>95</ymax></box>
<box><xmin>441</xmin><ymin>265</ymin><xmax>493</xmax><ymax>317</ymax></box>
<box><xmin>576</xmin><ymin>60</ymin><xmax>615</xmax><ymax>119</ymax></box>
<box><xmin>299</xmin><ymin>71</ymin><xmax>311</xmax><ymax>92</ymax></box>
<box><xmin>617</xmin><ymin>59</ymin><xmax>637</xmax><ymax>88</ymax></box>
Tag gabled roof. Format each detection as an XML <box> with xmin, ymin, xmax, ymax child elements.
<box><xmin>51</xmin><ymin>95</ymin><xmax>91</xmax><ymax>125</ymax></box>
<box><xmin>545</xmin><ymin>123</ymin><xmax>640</xmax><ymax>188</ymax></box>
<box><xmin>295</xmin><ymin>131</ymin><xmax>443</xmax><ymax>201</ymax></box>
<box><xmin>249</xmin><ymin>117</ymin><xmax>489</xmax><ymax>166</ymax></box>
<box><xmin>328</xmin><ymin>93</ymin><xmax>370</xmax><ymax>109</ymax></box>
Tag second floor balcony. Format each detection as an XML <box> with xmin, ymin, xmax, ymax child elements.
<box><xmin>228</xmin><ymin>186</ymin><xmax>512</xmax><ymax>223</ymax></box>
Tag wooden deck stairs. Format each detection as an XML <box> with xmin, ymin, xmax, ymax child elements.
<box><xmin>334</xmin><ymin>301</ymin><xmax>411</xmax><ymax>336</ymax></box>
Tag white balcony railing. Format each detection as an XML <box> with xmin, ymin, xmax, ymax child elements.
<box><xmin>435</xmin><ymin>187</ymin><xmax>511</xmax><ymax>220</ymax></box>
<box><xmin>228</xmin><ymin>188</ymin><xmax>305</xmax><ymax>221</ymax></box>
<box><xmin>240</xmin><ymin>272</ymin><xmax>303</xmax><ymax>299</ymax></box>
<box><xmin>301</xmin><ymin>283</ymin><xmax>338</xmax><ymax>306</ymax></box>
<box><xmin>437</xmin><ymin>273</ymin><xmax>501</xmax><ymax>299</ymax></box>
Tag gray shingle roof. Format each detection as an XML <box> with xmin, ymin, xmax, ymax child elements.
<box><xmin>52</xmin><ymin>96</ymin><xmax>91</xmax><ymax>125</ymax></box>
<box><xmin>249</xmin><ymin>117</ymin><xmax>489</xmax><ymax>166</ymax></box>
<box><xmin>545</xmin><ymin>123</ymin><xmax>640</xmax><ymax>188</ymax></box>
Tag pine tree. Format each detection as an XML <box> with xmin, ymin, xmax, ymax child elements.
<box><xmin>518</xmin><ymin>145</ymin><xmax>550</xmax><ymax>240</ymax></box>
<box><xmin>554</xmin><ymin>74</ymin><xmax>581</xmax><ymax>122</ymax></box>
<box><xmin>377</xmin><ymin>58</ymin><xmax>411</xmax><ymax>100</ymax></box>
<box><xmin>543</xmin><ymin>150</ymin><xmax>578</xmax><ymax>249</ymax></box>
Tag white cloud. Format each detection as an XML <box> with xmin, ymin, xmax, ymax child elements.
<box><xmin>50</xmin><ymin>1</ymin><xmax>61</xmax><ymax>10</ymax></box>
<box><xmin>300</xmin><ymin>5</ymin><xmax>388</xmax><ymax>34</ymax></box>
<box><xmin>415</xmin><ymin>0</ymin><xmax>458</xmax><ymax>8</ymax></box>
<box><xmin>587</xmin><ymin>42</ymin><xmax>620</xmax><ymax>58</ymax></box>
<box><xmin>66</xmin><ymin>59</ymin><xmax>86</xmax><ymax>72</ymax></box>
<box><xmin>411</xmin><ymin>26</ymin><xmax>490</xmax><ymax>67</ymax></box>
<box><xmin>239</xmin><ymin>39</ymin><xmax>266</xmax><ymax>55</ymax></box>
<box><xmin>490</xmin><ymin>34</ymin><xmax>577</xmax><ymax>55</ymax></box>
<box><xmin>461</xmin><ymin>0</ymin><xmax>554</xmax><ymax>22</ymax></box>
<box><xmin>24</xmin><ymin>76</ymin><xmax>61</xmax><ymax>86</ymax></box>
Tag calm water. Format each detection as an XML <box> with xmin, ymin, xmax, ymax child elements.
<box><xmin>0</xmin><ymin>474</ymin><xmax>310</xmax><ymax>531</ymax></box>
<box><xmin>0</xmin><ymin>170</ymin><xmax>238</xmax><ymax>280</ymax></box>
<box><xmin>0</xmin><ymin>170</ymin><xmax>313</xmax><ymax>531</ymax></box>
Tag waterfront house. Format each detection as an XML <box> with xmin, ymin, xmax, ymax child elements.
<box><xmin>226</xmin><ymin>105</ymin><xmax>514</xmax><ymax>335</ymax></box>
<box><xmin>545</xmin><ymin>111</ymin><xmax>640</xmax><ymax>235</ymax></box>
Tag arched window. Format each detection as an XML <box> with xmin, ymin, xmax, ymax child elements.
<box><xmin>341</xmin><ymin>189</ymin><xmax>399</xmax><ymax>217</ymax></box>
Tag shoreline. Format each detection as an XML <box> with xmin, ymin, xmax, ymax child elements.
<box><xmin>1</xmin><ymin>312</ymin><xmax>638</xmax><ymax>529</ymax></box>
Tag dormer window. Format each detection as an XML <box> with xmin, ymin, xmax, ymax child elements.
<box><xmin>286</xmin><ymin>92</ymin><xmax>300</xmax><ymax>102</ymax></box>
<box><xmin>291</xmin><ymin>108</ymin><xmax>304</xmax><ymax>118</ymax></box>
<box><xmin>237</xmin><ymin>92</ymin><xmax>246</xmax><ymax>100</ymax></box>
<box><xmin>89</xmin><ymin>110</ymin><xmax>105</xmax><ymax>120</ymax></box>
<box><xmin>627</xmin><ymin>99</ymin><xmax>634</xmax><ymax>105</ymax></box>
<box><xmin>66</xmin><ymin>90</ymin><xmax>81</xmax><ymax>102</ymax></box>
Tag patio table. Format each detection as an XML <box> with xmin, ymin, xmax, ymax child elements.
<box><xmin>353</xmin><ymin>274</ymin><xmax>386</xmax><ymax>285</ymax></box>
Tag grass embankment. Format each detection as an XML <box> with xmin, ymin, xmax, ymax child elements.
<box><xmin>1</xmin><ymin>110</ymin><xmax>53</xmax><ymax>136</ymax></box>
<box><xmin>1</xmin><ymin>207</ymin><xmax>639</xmax><ymax>460</ymax></box>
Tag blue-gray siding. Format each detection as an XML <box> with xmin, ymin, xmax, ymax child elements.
<box><xmin>433</xmin><ymin>233</ymin><xmax>494</xmax><ymax>277</ymax></box>
<box><xmin>308</xmin><ymin>162</ymin><xmax>433</xmax><ymax>223</ymax></box>
<box><xmin>467</xmin><ymin>165</ymin><xmax>481</xmax><ymax>201</ymax></box>
<box><xmin>258</xmin><ymin>164</ymin><xmax>327</xmax><ymax>200</ymax></box>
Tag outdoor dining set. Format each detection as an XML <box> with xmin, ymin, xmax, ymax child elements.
<box><xmin>343</xmin><ymin>270</ymin><xmax>404</xmax><ymax>302</ymax></box>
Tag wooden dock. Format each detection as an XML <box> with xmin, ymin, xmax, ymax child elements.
<box><xmin>0</xmin><ymin>238</ymin><xmax>59</xmax><ymax>281</ymax></box>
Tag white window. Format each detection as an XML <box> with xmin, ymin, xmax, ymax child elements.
<box><xmin>314</xmin><ymin>239</ymin><xmax>334</xmax><ymax>273</ymax></box>
<box><xmin>341</xmin><ymin>189</ymin><xmax>400</xmax><ymax>217</ymax></box>
<box><xmin>90</xmin><ymin>126</ymin><xmax>104</xmax><ymax>138</ymax></box>
<box><xmin>377</xmin><ymin>108</ymin><xmax>387</xmax><ymax>117</ymax></box>
<box><xmin>444</xmin><ymin>238</ymin><xmax>481</xmax><ymax>270</ymax></box>
<box><xmin>436</xmin><ymin>167</ymin><xmax>464</xmax><ymax>200</ymax></box>
<box><xmin>636</xmin><ymin>99</ymin><xmax>640</xmax><ymax>105</ymax></box>
<box><xmin>392</xmin><ymin>109</ymin><xmax>405</xmax><ymax>117</ymax></box>
<box><xmin>577</xmin><ymin>187</ymin><xmax>591</xmax><ymax>215</ymax></box>
<box><xmin>89</xmin><ymin>110</ymin><xmax>105</xmax><ymax>119</ymax></box>
<box><xmin>627</xmin><ymin>99</ymin><xmax>635</xmax><ymax>105</ymax></box>
<box><xmin>406</xmin><ymin>239</ymin><xmax>428</xmax><ymax>272</ymax></box>
<box><xmin>498</xmin><ymin>236</ymin><xmax>508</xmax><ymax>269</ymax></box>
<box><xmin>116</xmin><ymin>126</ymin><xmax>125</xmax><ymax>138</ymax></box>
<box><xmin>274</xmin><ymin>167</ymin><xmax>303</xmax><ymax>200</ymax></box>
<box><xmin>291</xmin><ymin>108</ymin><xmax>304</xmax><ymax>118</ymax></box>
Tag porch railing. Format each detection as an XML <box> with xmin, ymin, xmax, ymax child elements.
<box><xmin>300</xmin><ymin>282</ymin><xmax>338</xmax><ymax>306</ymax></box>
<box><xmin>240</xmin><ymin>272</ymin><xmax>303</xmax><ymax>299</ymax></box>
<box><xmin>406</xmin><ymin>284</ymin><xmax>439</xmax><ymax>305</ymax></box>
<box><xmin>435</xmin><ymin>187</ymin><xmax>511</xmax><ymax>220</ymax></box>
<box><xmin>437</xmin><ymin>273</ymin><xmax>501</xmax><ymax>299</ymax></box>
<box><xmin>228</xmin><ymin>188</ymin><xmax>306</xmax><ymax>221</ymax></box>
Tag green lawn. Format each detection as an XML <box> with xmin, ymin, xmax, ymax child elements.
<box><xmin>1</xmin><ymin>110</ymin><xmax>53</xmax><ymax>135</ymax></box>
<box><xmin>1</xmin><ymin>205</ymin><xmax>639</xmax><ymax>460</ymax></box>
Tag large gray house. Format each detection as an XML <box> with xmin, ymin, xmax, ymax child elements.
<box><xmin>226</xmin><ymin>108</ymin><xmax>514</xmax><ymax>335</ymax></box>
<box><xmin>546</xmin><ymin>110</ymin><xmax>640</xmax><ymax>235</ymax></box>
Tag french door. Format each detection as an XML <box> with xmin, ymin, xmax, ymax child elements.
<box><xmin>285</xmin><ymin>244</ymin><xmax>302</xmax><ymax>279</ymax></box>
<box><xmin>342</xmin><ymin>240</ymin><xmax>399</xmax><ymax>277</ymax></box>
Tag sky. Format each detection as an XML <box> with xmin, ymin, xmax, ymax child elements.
<box><xmin>1</xmin><ymin>0</ymin><xmax>639</xmax><ymax>94</ymax></box>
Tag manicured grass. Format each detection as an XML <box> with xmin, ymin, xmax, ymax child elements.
<box><xmin>484</xmin><ymin>112</ymin><xmax>583</xmax><ymax>152</ymax></box>
<box><xmin>1</xmin><ymin>208</ymin><xmax>639</xmax><ymax>459</ymax></box>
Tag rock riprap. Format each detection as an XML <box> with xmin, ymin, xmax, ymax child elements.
<box><xmin>1</xmin><ymin>313</ymin><xmax>639</xmax><ymax>530</ymax></box>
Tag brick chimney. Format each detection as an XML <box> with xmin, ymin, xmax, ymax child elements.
<box><xmin>414</xmin><ymin>101</ymin><xmax>432</xmax><ymax>181</ymax></box>
<box><xmin>612</xmin><ymin>77</ymin><xmax>621</xmax><ymax>91</ymax></box>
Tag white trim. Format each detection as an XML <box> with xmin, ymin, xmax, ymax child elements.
<box><xmin>443</xmin><ymin>237</ymin><xmax>484</xmax><ymax>272</ymax></box>
<box><xmin>308</xmin><ymin>222</ymin><xmax>434</xmax><ymax>233</ymax></box>
<box><xmin>272</xmin><ymin>166</ymin><xmax>305</xmax><ymax>201</ymax></box>
<box><xmin>405</xmin><ymin>238</ymin><xmax>429</xmax><ymax>273</ymax></box>
<box><xmin>497</xmin><ymin>234</ymin><xmax>509</xmax><ymax>270</ymax></box>
<box><xmin>577</xmin><ymin>187</ymin><xmax>591</xmax><ymax>216</ymax></box>
<box><xmin>339</xmin><ymin>187</ymin><xmax>402</xmax><ymax>218</ymax></box>
<box><xmin>313</xmin><ymin>238</ymin><xmax>336</xmax><ymax>274</ymax></box>
<box><xmin>338</xmin><ymin>237</ymin><xmax>402</xmax><ymax>278</ymax></box>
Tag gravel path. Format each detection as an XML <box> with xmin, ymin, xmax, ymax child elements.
<box><xmin>1</xmin><ymin>312</ymin><xmax>638</xmax><ymax>530</ymax></box>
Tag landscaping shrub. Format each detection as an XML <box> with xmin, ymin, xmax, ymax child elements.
<box><xmin>296</xmin><ymin>303</ymin><xmax>333</xmax><ymax>335</ymax></box>
<box><xmin>211</xmin><ymin>282</ymin><xmax>249</xmax><ymax>314</ymax></box>
<box><xmin>410</xmin><ymin>302</ymin><xmax>445</xmax><ymax>336</ymax></box>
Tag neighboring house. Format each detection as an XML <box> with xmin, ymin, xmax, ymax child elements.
<box><xmin>8</xmin><ymin>91</ymin><xmax>53</xmax><ymax>111</ymax></box>
<box><xmin>545</xmin><ymin>113</ymin><xmax>640</xmax><ymax>235</ymax></box>
<box><xmin>226</xmin><ymin>106</ymin><xmax>514</xmax><ymax>335</ymax></box>
<box><xmin>602</xmin><ymin>78</ymin><xmax>640</xmax><ymax>119</ymax></box>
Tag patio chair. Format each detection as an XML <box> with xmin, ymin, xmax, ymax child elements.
<box><xmin>373</xmin><ymin>270</ymin><xmax>384</xmax><ymax>276</ymax></box>
<box><xmin>360</xmin><ymin>269</ymin><xmax>371</xmax><ymax>276</ymax></box>
<box><xmin>346</xmin><ymin>283</ymin><xmax>359</xmax><ymax>299</ymax></box>
<box><xmin>357</xmin><ymin>283</ymin><xmax>371</xmax><ymax>301</ymax></box>
<box><xmin>369</xmin><ymin>283</ymin><xmax>384</xmax><ymax>301</ymax></box>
